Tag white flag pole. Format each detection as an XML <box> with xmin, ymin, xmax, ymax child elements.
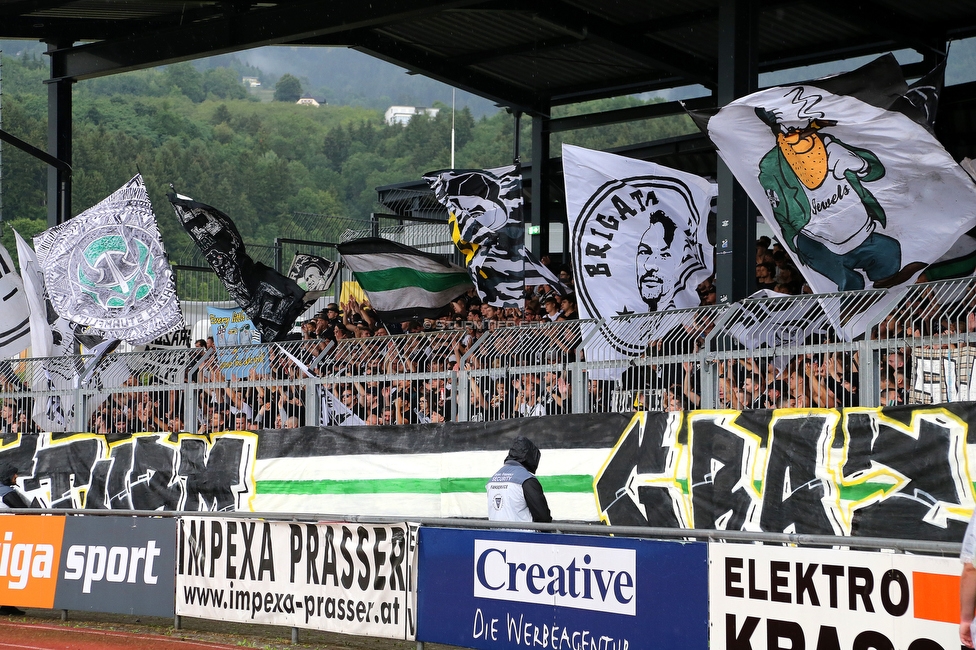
<box><xmin>451</xmin><ymin>88</ymin><xmax>456</xmax><ymax>169</ymax></box>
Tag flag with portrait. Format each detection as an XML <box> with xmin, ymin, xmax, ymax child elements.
<box><xmin>287</xmin><ymin>252</ymin><xmax>339</xmax><ymax>312</ymax></box>
<box><xmin>426</xmin><ymin>164</ymin><xmax>553</xmax><ymax>307</ymax></box>
<box><xmin>562</xmin><ymin>144</ymin><xmax>715</xmax><ymax>358</ymax></box>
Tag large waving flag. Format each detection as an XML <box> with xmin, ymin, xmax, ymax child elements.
<box><xmin>169</xmin><ymin>191</ymin><xmax>306</xmax><ymax>342</ymax></box>
<box><xmin>33</xmin><ymin>175</ymin><xmax>183</xmax><ymax>346</ymax></box>
<box><xmin>14</xmin><ymin>229</ymin><xmax>53</xmax><ymax>360</ymax></box>
<box><xmin>16</xmin><ymin>230</ymin><xmax>129</xmax><ymax>432</ymax></box>
<box><xmin>337</xmin><ymin>237</ymin><xmax>472</xmax><ymax>322</ymax></box>
<box><xmin>697</xmin><ymin>54</ymin><xmax>976</xmax><ymax>294</ymax></box>
<box><xmin>425</xmin><ymin>165</ymin><xmax>567</xmax><ymax>306</ymax></box>
<box><xmin>0</xmin><ymin>240</ymin><xmax>31</xmax><ymax>358</ymax></box>
<box><xmin>563</xmin><ymin>144</ymin><xmax>715</xmax><ymax>351</ymax></box>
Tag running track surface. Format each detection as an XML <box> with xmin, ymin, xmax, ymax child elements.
<box><xmin>0</xmin><ymin>620</ymin><xmax>241</xmax><ymax>649</ymax></box>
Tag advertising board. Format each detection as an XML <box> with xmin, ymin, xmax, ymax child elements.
<box><xmin>0</xmin><ymin>515</ymin><xmax>65</xmax><ymax>609</ymax></box>
<box><xmin>176</xmin><ymin>517</ymin><xmax>415</xmax><ymax>638</ymax></box>
<box><xmin>417</xmin><ymin>528</ymin><xmax>708</xmax><ymax>650</ymax></box>
<box><xmin>54</xmin><ymin>516</ymin><xmax>176</xmax><ymax>616</ymax></box>
<box><xmin>709</xmin><ymin>543</ymin><xmax>961</xmax><ymax>650</ymax></box>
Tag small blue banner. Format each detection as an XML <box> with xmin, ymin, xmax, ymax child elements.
<box><xmin>417</xmin><ymin>528</ymin><xmax>708</xmax><ymax>650</ymax></box>
<box><xmin>207</xmin><ymin>306</ymin><xmax>269</xmax><ymax>379</ymax></box>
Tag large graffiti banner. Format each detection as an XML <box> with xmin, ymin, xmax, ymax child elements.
<box><xmin>594</xmin><ymin>406</ymin><xmax>975</xmax><ymax>540</ymax></box>
<box><xmin>0</xmin><ymin>431</ymin><xmax>257</xmax><ymax>511</ymax></box>
<box><xmin>4</xmin><ymin>405</ymin><xmax>975</xmax><ymax>540</ymax></box>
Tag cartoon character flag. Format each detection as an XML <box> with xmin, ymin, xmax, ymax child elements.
<box><xmin>698</xmin><ymin>54</ymin><xmax>976</xmax><ymax>294</ymax></box>
<box><xmin>33</xmin><ymin>174</ymin><xmax>184</xmax><ymax>346</ymax></box>
<box><xmin>424</xmin><ymin>165</ymin><xmax>570</xmax><ymax>307</ymax></box>
<box><xmin>562</xmin><ymin>144</ymin><xmax>715</xmax><ymax>357</ymax></box>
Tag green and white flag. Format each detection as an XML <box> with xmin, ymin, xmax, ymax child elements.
<box><xmin>337</xmin><ymin>237</ymin><xmax>472</xmax><ymax>322</ymax></box>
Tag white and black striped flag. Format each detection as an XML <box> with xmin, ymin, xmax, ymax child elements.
<box><xmin>425</xmin><ymin>165</ymin><xmax>570</xmax><ymax>306</ymax></box>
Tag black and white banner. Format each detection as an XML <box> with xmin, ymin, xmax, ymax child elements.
<box><xmin>425</xmin><ymin>165</ymin><xmax>533</xmax><ymax>307</ymax></box>
<box><xmin>563</xmin><ymin>144</ymin><xmax>715</xmax><ymax>356</ymax></box>
<box><xmin>34</xmin><ymin>175</ymin><xmax>183</xmax><ymax>345</ymax></box>
<box><xmin>0</xmin><ymin>240</ymin><xmax>31</xmax><ymax>358</ymax></box>
<box><xmin>594</xmin><ymin>407</ymin><xmax>976</xmax><ymax>541</ymax></box>
<box><xmin>169</xmin><ymin>191</ymin><xmax>306</xmax><ymax>342</ymax></box>
<box><xmin>702</xmin><ymin>55</ymin><xmax>976</xmax><ymax>294</ymax></box>
<box><xmin>177</xmin><ymin>518</ymin><xmax>416</xmax><ymax>638</ymax></box>
<box><xmin>0</xmin><ymin>431</ymin><xmax>257</xmax><ymax>510</ymax></box>
<box><xmin>288</xmin><ymin>253</ymin><xmax>339</xmax><ymax>309</ymax></box>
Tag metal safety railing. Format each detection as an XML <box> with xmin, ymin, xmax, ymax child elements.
<box><xmin>2</xmin><ymin>277</ymin><xmax>976</xmax><ymax>429</ymax></box>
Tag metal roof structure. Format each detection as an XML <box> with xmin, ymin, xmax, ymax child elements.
<box><xmin>2</xmin><ymin>1</ymin><xmax>973</xmax><ymax>114</ymax></box>
<box><xmin>1</xmin><ymin>0</ymin><xmax>975</xmax><ymax>300</ymax></box>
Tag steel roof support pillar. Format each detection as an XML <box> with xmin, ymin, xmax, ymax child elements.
<box><xmin>46</xmin><ymin>42</ymin><xmax>73</xmax><ymax>226</ymax></box>
<box><xmin>715</xmin><ymin>0</ymin><xmax>758</xmax><ymax>304</ymax></box>
<box><xmin>530</xmin><ymin>109</ymin><xmax>550</xmax><ymax>258</ymax></box>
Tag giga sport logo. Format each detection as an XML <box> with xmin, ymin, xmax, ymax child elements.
<box><xmin>474</xmin><ymin>540</ymin><xmax>636</xmax><ymax>615</ymax></box>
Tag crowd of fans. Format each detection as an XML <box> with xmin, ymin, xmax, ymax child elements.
<box><xmin>0</xmin><ymin>245</ymin><xmax>965</xmax><ymax>434</ymax></box>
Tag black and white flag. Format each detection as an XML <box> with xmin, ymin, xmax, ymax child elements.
<box><xmin>287</xmin><ymin>253</ymin><xmax>339</xmax><ymax>308</ymax></box>
<box><xmin>563</xmin><ymin>144</ymin><xmax>715</xmax><ymax>355</ymax></box>
<box><xmin>698</xmin><ymin>54</ymin><xmax>976</xmax><ymax>294</ymax></box>
<box><xmin>426</xmin><ymin>165</ymin><xmax>554</xmax><ymax>307</ymax></box>
<box><xmin>16</xmin><ymin>230</ymin><xmax>130</xmax><ymax>432</ymax></box>
<box><xmin>0</xmin><ymin>240</ymin><xmax>31</xmax><ymax>358</ymax></box>
<box><xmin>33</xmin><ymin>175</ymin><xmax>183</xmax><ymax>346</ymax></box>
<box><xmin>169</xmin><ymin>191</ymin><xmax>307</xmax><ymax>342</ymax></box>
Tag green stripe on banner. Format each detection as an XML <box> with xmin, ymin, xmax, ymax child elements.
<box><xmin>354</xmin><ymin>267</ymin><xmax>470</xmax><ymax>293</ymax></box>
<box><xmin>257</xmin><ymin>475</ymin><xmax>594</xmax><ymax>495</ymax></box>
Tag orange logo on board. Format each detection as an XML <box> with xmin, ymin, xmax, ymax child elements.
<box><xmin>0</xmin><ymin>515</ymin><xmax>65</xmax><ymax>608</ymax></box>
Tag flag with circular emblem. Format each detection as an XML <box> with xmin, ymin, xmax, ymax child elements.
<box><xmin>33</xmin><ymin>174</ymin><xmax>184</xmax><ymax>346</ymax></box>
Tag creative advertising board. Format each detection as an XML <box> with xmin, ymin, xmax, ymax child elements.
<box><xmin>416</xmin><ymin>527</ymin><xmax>708</xmax><ymax>650</ymax></box>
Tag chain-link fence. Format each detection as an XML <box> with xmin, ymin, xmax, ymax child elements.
<box><xmin>3</xmin><ymin>278</ymin><xmax>976</xmax><ymax>431</ymax></box>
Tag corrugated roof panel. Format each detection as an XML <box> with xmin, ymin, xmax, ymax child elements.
<box><xmin>378</xmin><ymin>10</ymin><xmax>571</xmax><ymax>59</ymax></box>
<box><xmin>873</xmin><ymin>0</ymin><xmax>976</xmax><ymax>23</ymax></box>
<box><xmin>475</xmin><ymin>41</ymin><xmax>663</xmax><ymax>93</ymax></box>
<box><xmin>28</xmin><ymin>1</ymin><xmax>217</xmax><ymax>21</ymax></box>
<box><xmin>652</xmin><ymin>5</ymin><xmax>870</xmax><ymax>62</ymax></box>
<box><xmin>564</xmin><ymin>0</ymin><xmax>717</xmax><ymax>24</ymax></box>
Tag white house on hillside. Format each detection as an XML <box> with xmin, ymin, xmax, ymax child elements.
<box><xmin>385</xmin><ymin>106</ymin><xmax>440</xmax><ymax>125</ymax></box>
<box><xmin>242</xmin><ymin>76</ymin><xmax>261</xmax><ymax>87</ymax></box>
<box><xmin>296</xmin><ymin>94</ymin><xmax>322</xmax><ymax>107</ymax></box>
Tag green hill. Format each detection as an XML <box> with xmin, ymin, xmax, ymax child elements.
<box><xmin>0</xmin><ymin>50</ymin><xmax>695</xmax><ymax>261</ymax></box>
